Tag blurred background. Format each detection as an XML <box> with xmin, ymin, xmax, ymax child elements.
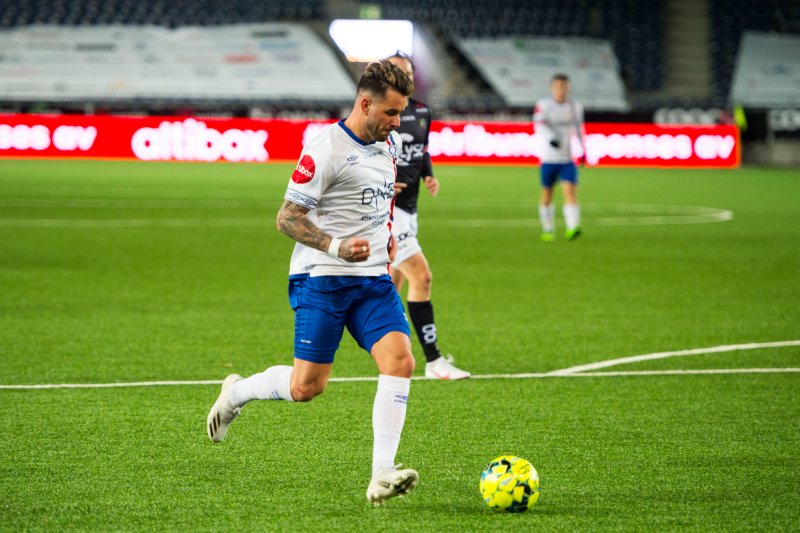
<box><xmin>0</xmin><ymin>0</ymin><xmax>798</xmax><ymax>165</ymax></box>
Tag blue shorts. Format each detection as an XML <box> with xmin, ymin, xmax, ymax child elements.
<box><xmin>540</xmin><ymin>162</ymin><xmax>578</xmax><ymax>187</ymax></box>
<box><xmin>288</xmin><ymin>274</ymin><xmax>410</xmax><ymax>364</ymax></box>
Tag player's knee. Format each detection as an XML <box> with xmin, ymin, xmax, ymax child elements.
<box><xmin>395</xmin><ymin>352</ymin><xmax>416</xmax><ymax>378</ymax></box>
<box><xmin>410</xmin><ymin>266</ymin><xmax>432</xmax><ymax>290</ymax></box>
<box><xmin>291</xmin><ymin>382</ymin><xmax>325</xmax><ymax>402</ymax></box>
<box><xmin>378</xmin><ymin>351</ymin><xmax>415</xmax><ymax>378</ymax></box>
<box><xmin>421</xmin><ymin>267</ymin><xmax>432</xmax><ymax>287</ymax></box>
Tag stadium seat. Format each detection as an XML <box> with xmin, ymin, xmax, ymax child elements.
<box><xmin>373</xmin><ymin>0</ymin><xmax>665</xmax><ymax>91</ymax></box>
<box><xmin>0</xmin><ymin>0</ymin><xmax>326</xmax><ymax>27</ymax></box>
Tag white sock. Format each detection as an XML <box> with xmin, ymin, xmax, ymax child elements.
<box><xmin>539</xmin><ymin>204</ymin><xmax>556</xmax><ymax>232</ymax></box>
<box><xmin>229</xmin><ymin>365</ymin><xmax>294</xmax><ymax>406</ymax></box>
<box><xmin>564</xmin><ymin>203</ymin><xmax>580</xmax><ymax>230</ymax></box>
<box><xmin>372</xmin><ymin>374</ymin><xmax>411</xmax><ymax>476</ymax></box>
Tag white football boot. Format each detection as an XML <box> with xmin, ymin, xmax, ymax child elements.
<box><xmin>425</xmin><ymin>355</ymin><xmax>471</xmax><ymax>380</ymax></box>
<box><xmin>207</xmin><ymin>374</ymin><xmax>242</xmax><ymax>442</ymax></box>
<box><xmin>366</xmin><ymin>466</ymin><xmax>419</xmax><ymax>506</ymax></box>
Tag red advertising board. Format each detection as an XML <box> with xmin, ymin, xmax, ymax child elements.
<box><xmin>0</xmin><ymin>114</ymin><xmax>739</xmax><ymax>168</ymax></box>
<box><xmin>429</xmin><ymin>121</ymin><xmax>740</xmax><ymax>168</ymax></box>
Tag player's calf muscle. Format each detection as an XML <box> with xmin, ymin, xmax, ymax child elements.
<box><xmin>290</xmin><ymin>383</ymin><xmax>323</xmax><ymax>402</ymax></box>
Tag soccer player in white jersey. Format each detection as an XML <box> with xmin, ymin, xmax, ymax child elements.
<box><xmin>533</xmin><ymin>73</ymin><xmax>586</xmax><ymax>241</ymax></box>
<box><xmin>207</xmin><ymin>60</ymin><xmax>419</xmax><ymax>506</ymax></box>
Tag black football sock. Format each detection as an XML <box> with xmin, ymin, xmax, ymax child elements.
<box><xmin>407</xmin><ymin>300</ymin><xmax>442</xmax><ymax>363</ymax></box>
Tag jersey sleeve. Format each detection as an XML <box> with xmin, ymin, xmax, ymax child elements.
<box><xmin>284</xmin><ymin>146</ymin><xmax>333</xmax><ymax>209</ymax></box>
<box><xmin>533</xmin><ymin>100</ymin><xmax>555</xmax><ymax>138</ymax></box>
<box><xmin>572</xmin><ymin>101</ymin><xmax>585</xmax><ymax>129</ymax></box>
<box><xmin>574</xmin><ymin>101</ymin><xmax>586</xmax><ymax>148</ymax></box>
<box><xmin>421</xmin><ymin>107</ymin><xmax>433</xmax><ymax>177</ymax></box>
<box><xmin>421</xmin><ymin>152</ymin><xmax>433</xmax><ymax>178</ymax></box>
<box><xmin>423</xmin><ymin>106</ymin><xmax>433</xmax><ymax>148</ymax></box>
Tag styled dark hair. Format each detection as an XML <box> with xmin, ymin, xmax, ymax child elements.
<box><xmin>552</xmin><ymin>73</ymin><xmax>570</xmax><ymax>82</ymax></box>
<box><xmin>357</xmin><ymin>59</ymin><xmax>414</xmax><ymax>98</ymax></box>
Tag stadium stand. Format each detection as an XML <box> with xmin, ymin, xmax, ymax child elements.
<box><xmin>0</xmin><ymin>0</ymin><xmax>664</xmax><ymax>93</ymax></box>
<box><xmin>2</xmin><ymin>0</ymin><xmax>799</xmax><ymax>113</ymax></box>
<box><xmin>0</xmin><ymin>0</ymin><xmax>325</xmax><ymax>28</ymax></box>
<box><xmin>0</xmin><ymin>23</ymin><xmax>356</xmax><ymax>113</ymax></box>
<box><xmin>709</xmin><ymin>0</ymin><xmax>800</xmax><ymax>102</ymax></box>
<box><xmin>376</xmin><ymin>0</ymin><xmax>665</xmax><ymax>92</ymax></box>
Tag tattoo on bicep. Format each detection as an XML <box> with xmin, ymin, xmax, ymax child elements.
<box><xmin>276</xmin><ymin>200</ymin><xmax>330</xmax><ymax>251</ymax></box>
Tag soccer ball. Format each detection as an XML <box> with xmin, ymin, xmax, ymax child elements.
<box><xmin>480</xmin><ymin>455</ymin><xmax>540</xmax><ymax>512</ymax></box>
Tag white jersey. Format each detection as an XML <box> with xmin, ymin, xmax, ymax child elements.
<box><xmin>533</xmin><ymin>97</ymin><xmax>585</xmax><ymax>164</ymax></box>
<box><xmin>284</xmin><ymin>120</ymin><xmax>401</xmax><ymax>277</ymax></box>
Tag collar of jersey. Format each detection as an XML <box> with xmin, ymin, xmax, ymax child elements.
<box><xmin>338</xmin><ymin>119</ymin><xmax>376</xmax><ymax>146</ymax></box>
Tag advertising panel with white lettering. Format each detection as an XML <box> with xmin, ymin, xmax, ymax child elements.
<box><xmin>0</xmin><ymin>115</ymin><xmax>739</xmax><ymax>168</ymax></box>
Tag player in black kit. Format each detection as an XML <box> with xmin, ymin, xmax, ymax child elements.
<box><xmin>387</xmin><ymin>52</ymin><xmax>470</xmax><ymax>380</ymax></box>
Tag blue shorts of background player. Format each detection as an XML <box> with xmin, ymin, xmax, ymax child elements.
<box><xmin>540</xmin><ymin>162</ymin><xmax>578</xmax><ymax>188</ymax></box>
<box><xmin>289</xmin><ymin>274</ymin><xmax>410</xmax><ymax>364</ymax></box>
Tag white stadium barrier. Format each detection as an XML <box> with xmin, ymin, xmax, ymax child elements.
<box><xmin>731</xmin><ymin>32</ymin><xmax>800</xmax><ymax>107</ymax></box>
<box><xmin>0</xmin><ymin>23</ymin><xmax>356</xmax><ymax>101</ymax></box>
<box><xmin>454</xmin><ymin>37</ymin><xmax>629</xmax><ymax>111</ymax></box>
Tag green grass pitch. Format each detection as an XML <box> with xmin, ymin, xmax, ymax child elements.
<box><xmin>1</xmin><ymin>159</ymin><xmax>799</xmax><ymax>531</ymax></box>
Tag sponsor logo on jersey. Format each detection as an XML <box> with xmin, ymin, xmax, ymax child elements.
<box><xmin>347</xmin><ymin>154</ymin><xmax>358</xmax><ymax>162</ymax></box>
<box><xmin>397</xmin><ymin>140</ymin><xmax>425</xmax><ymax>165</ymax></box>
<box><xmin>292</xmin><ymin>154</ymin><xmax>315</xmax><ymax>184</ymax></box>
<box><xmin>361</xmin><ymin>177</ymin><xmax>395</xmax><ymax>209</ymax></box>
<box><xmin>360</xmin><ymin>213</ymin><xmax>388</xmax><ymax>227</ymax></box>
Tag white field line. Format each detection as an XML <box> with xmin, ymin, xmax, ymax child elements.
<box><xmin>433</xmin><ymin>211</ymin><xmax>733</xmax><ymax>228</ymax></box>
<box><xmin>0</xmin><ymin>202</ymin><xmax>733</xmax><ymax>228</ymax></box>
<box><xmin>0</xmin><ymin>212</ymin><xmax>733</xmax><ymax>229</ymax></box>
<box><xmin>546</xmin><ymin>340</ymin><xmax>800</xmax><ymax>376</ymax></box>
<box><xmin>1</xmin><ymin>341</ymin><xmax>798</xmax><ymax>390</ymax></box>
<box><xmin>0</xmin><ymin>198</ymin><xmax>715</xmax><ymax>213</ymax></box>
<box><xmin>0</xmin><ymin>218</ymin><xmax>269</xmax><ymax>228</ymax></box>
<box><xmin>0</xmin><ymin>186</ymin><xmax>265</xmax><ymax>198</ymax></box>
<box><xmin>565</xmin><ymin>368</ymin><xmax>800</xmax><ymax>377</ymax></box>
<box><xmin>0</xmin><ymin>199</ymin><xmax>269</xmax><ymax>209</ymax></box>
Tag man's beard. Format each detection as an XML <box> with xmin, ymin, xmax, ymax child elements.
<box><xmin>366</xmin><ymin>121</ymin><xmax>389</xmax><ymax>142</ymax></box>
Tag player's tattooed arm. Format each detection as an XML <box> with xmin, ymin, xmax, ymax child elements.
<box><xmin>276</xmin><ymin>200</ymin><xmax>328</xmax><ymax>250</ymax></box>
<box><xmin>276</xmin><ymin>200</ymin><xmax>370</xmax><ymax>262</ymax></box>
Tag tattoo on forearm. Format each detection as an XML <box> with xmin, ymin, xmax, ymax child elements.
<box><xmin>276</xmin><ymin>200</ymin><xmax>331</xmax><ymax>251</ymax></box>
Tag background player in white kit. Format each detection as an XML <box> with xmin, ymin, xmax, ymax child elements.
<box><xmin>207</xmin><ymin>60</ymin><xmax>419</xmax><ymax>506</ymax></box>
<box><xmin>534</xmin><ymin>73</ymin><xmax>587</xmax><ymax>241</ymax></box>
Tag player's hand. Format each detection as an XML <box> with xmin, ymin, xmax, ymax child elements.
<box><xmin>387</xmin><ymin>235</ymin><xmax>398</xmax><ymax>262</ymax></box>
<box><xmin>423</xmin><ymin>175</ymin><xmax>439</xmax><ymax>197</ymax></box>
<box><xmin>340</xmin><ymin>237</ymin><xmax>370</xmax><ymax>262</ymax></box>
<box><xmin>393</xmin><ymin>182</ymin><xmax>407</xmax><ymax>195</ymax></box>
<box><xmin>549</xmin><ymin>138</ymin><xmax>561</xmax><ymax>149</ymax></box>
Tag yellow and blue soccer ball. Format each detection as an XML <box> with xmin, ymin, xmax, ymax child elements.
<box><xmin>480</xmin><ymin>455</ymin><xmax>540</xmax><ymax>512</ymax></box>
